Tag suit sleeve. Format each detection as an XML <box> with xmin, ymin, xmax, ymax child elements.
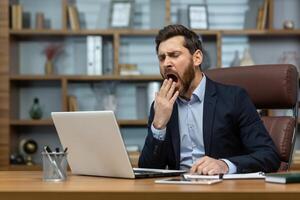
<box><xmin>138</xmin><ymin>103</ymin><xmax>170</xmax><ymax>169</ymax></box>
<box><xmin>227</xmin><ymin>88</ymin><xmax>281</xmax><ymax>173</ymax></box>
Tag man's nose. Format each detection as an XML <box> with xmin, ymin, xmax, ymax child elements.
<box><xmin>163</xmin><ymin>56</ymin><xmax>172</xmax><ymax>68</ymax></box>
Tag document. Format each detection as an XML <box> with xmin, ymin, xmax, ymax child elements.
<box><xmin>155</xmin><ymin>177</ymin><xmax>222</xmax><ymax>185</ymax></box>
<box><xmin>184</xmin><ymin>172</ymin><xmax>265</xmax><ymax>180</ymax></box>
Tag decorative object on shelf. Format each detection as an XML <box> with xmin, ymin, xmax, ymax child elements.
<box><xmin>29</xmin><ymin>97</ymin><xmax>43</xmax><ymax>120</ymax></box>
<box><xmin>188</xmin><ymin>4</ymin><xmax>208</xmax><ymax>29</ymax></box>
<box><xmin>35</xmin><ymin>12</ymin><xmax>45</xmax><ymax>29</ymax></box>
<box><xmin>23</xmin><ymin>12</ymin><xmax>31</xmax><ymax>29</ymax></box>
<box><xmin>19</xmin><ymin>139</ymin><xmax>38</xmax><ymax>166</ymax></box>
<box><xmin>43</xmin><ymin>43</ymin><xmax>63</xmax><ymax>75</ymax></box>
<box><xmin>230</xmin><ymin>50</ymin><xmax>241</xmax><ymax>66</ymax></box>
<box><xmin>119</xmin><ymin>64</ymin><xmax>140</xmax><ymax>75</ymax></box>
<box><xmin>110</xmin><ymin>0</ymin><xmax>134</xmax><ymax>28</ymax></box>
<box><xmin>278</xmin><ymin>51</ymin><xmax>300</xmax><ymax>72</ymax></box>
<box><xmin>283</xmin><ymin>20</ymin><xmax>295</xmax><ymax>30</ymax></box>
<box><xmin>103</xmin><ymin>83</ymin><xmax>118</xmax><ymax>112</ymax></box>
<box><xmin>240</xmin><ymin>48</ymin><xmax>255</xmax><ymax>66</ymax></box>
<box><xmin>103</xmin><ymin>94</ymin><xmax>117</xmax><ymax>112</ymax></box>
<box><xmin>10</xmin><ymin>153</ymin><xmax>25</xmax><ymax>165</ymax></box>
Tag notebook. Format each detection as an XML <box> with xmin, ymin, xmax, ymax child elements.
<box><xmin>51</xmin><ymin>111</ymin><xmax>186</xmax><ymax>179</ymax></box>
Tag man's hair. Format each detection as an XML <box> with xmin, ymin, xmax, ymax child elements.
<box><xmin>155</xmin><ymin>24</ymin><xmax>203</xmax><ymax>56</ymax></box>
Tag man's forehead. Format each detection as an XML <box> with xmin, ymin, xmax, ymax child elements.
<box><xmin>158</xmin><ymin>36</ymin><xmax>185</xmax><ymax>54</ymax></box>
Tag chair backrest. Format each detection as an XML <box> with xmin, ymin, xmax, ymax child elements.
<box><xmin>205</xmin><ymin>64</ymin><xmax>298</xmax><ymax>171</ymax></box>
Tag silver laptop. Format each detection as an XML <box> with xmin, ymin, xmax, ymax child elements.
<box><xmin>51</xmin><ymin>111</ymin><xmax>185</xmax><ymax>179</ymax></box>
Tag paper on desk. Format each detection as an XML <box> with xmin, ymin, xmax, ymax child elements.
<box><xmin>184</xmin><ymin>172</ymin><xmax>265</xmax><ymax>180</ymax></box>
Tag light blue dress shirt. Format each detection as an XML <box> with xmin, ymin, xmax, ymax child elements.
<box><xmin>151</xmin><ymin>75</ymin><xmax>237</xmax><ymax>173</ymax></box>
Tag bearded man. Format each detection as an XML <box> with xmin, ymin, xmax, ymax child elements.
<box><xmin>138</xmin><ymin>24</ymin><xmax>280</xmax><ymax>175</ymax></box>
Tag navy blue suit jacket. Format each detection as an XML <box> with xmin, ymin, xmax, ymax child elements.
<box><xmin>139</xmin><ymin>77</ymin><xmax>280</xmax><ymax>173</ymax></box>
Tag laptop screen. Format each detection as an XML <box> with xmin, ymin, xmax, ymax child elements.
<box><xmin>52</xmin><ymin>111</ymin><xmax>136</xmax><ymax>178</ymax></box>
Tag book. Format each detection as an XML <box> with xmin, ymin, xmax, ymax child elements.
<box><xmin>11</xmin><ymin>5</ymin><xmax>18</xmax><ymax>29</ymax></box>
<box><xmin>16</xmin><ymin>4</ymin><xmax>23</xmax><ymax>29</ymax></box>
<box><xmin>265</xmin><ymin>172</ymin><xmax>300</xmax><ymax>184</ymax></box>
<box><xmin>256</xmin><ymin>6</ymin><xmax>263</xmax><ymax>30</ymax></box>
<box><xmin>256</xmin><ymin>0</ymin><xmax>268</xmax><ymax>30</ymax></box>
<box><xmin>86</xmin><ymin>36</ymin><xmax>103</xmax><ymax>75</ymax></box>
<box><xmin>119</xmin><ymin>64</ymin><xmax>140</xmax><ymax>75</ymax></box>
<box><xmin>94</xmin><ymin>36</ymin><xmax>103</xmax><ymax>75</ymax></box>
<box><xmin>11</xmin><ymin>4</ymin><xmax>23</xmax><ymax>29</ymax></box>
<box><xmin>67</xmin><ymin>95</ymin><xmax>78</xmax><ymax>111</ymax></box>
<box><xmin>260</xmin><ymin>0</ymin><xmax>269</xmax><ymax>30</ymax></box>
<box><xmin>87</xmin><ymin>36</ymin><xmax>95</xmax><ymax>75</ymax></box>
<box><xmin>67</xmin><ymin>5</ymin><xmax>80</xmax><ymax>30</ymax></box>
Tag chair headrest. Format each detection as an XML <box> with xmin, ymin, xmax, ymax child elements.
<box><xmin>205</xmin><ymin>64</ymin><xmax>298</xmax><ymax>109</ymax></box>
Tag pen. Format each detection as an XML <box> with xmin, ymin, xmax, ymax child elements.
<box><xmin>43</xmin><ymin>146</ymin><xmax>64</xmax><ymax>179</ymax></box>
<box><xmin>181</xmin><ymin>174</ymin><xmax>188</xmax><ymax>181</ymax></box>
<box><xmin>64</xmin><ymin>147</ymin><xmax>68</xmax><ymax>153</ymax></box>
<box><xmin>219</xmin><ymin>174</ymin><xmax>224</xmax><ymax>179</ymax></box>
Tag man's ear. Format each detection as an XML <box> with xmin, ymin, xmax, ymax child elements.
<box><xmin>193</xmin><ymin>49</ymin><xmax>203</xmax><ymax>67</ymax></box>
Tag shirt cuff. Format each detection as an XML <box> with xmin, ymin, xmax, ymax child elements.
<box><xmin>151</xmin><ymin>123</ymin><xmax>166</xmax><ymax>141</ymax></box>
<box><xmin>220</xmin><ymin>159</ymin><xmax>237</xmax><ymax>174</ymax></box>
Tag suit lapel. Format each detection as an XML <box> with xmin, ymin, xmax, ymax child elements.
<box><xmin>168</xmin><ymin>104</ymin><xmax>180</xmax><ymax>169</ymax></box>
<box><xmin>203</xmin><ymin>78</ymin><xmax>217</xmax><ymax>155</ymax></box>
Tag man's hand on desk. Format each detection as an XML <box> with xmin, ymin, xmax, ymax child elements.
<box><xmin>190</xmin><ymin>156</ymin><xmax>229</xmax><ymax>175</ymax></box>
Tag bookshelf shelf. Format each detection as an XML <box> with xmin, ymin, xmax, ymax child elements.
<box><xmin>9</xmin><ymin>164</ymin><xmax>42</xmax><ymax>171</ymax></box>
<box><xmin>66</xmin><ymin>75</ymin><xmax>162</xmax><ymax>82</ymax></box>
<box><xmin>10</xmin><ymin>75</ymin><xmax>63</xmax><ymax>81</ymax></box>
<box><xmin>10</xmin><ymin>75</ymin><xmax>162</xmax><ymax>82</ymax></box>
<box><xmin>10</xmin><ymin>119</ymin><xmax>53</xmax><ymax>126</ymax></box>
<box><xmin>10</xmin><ymin>29</ymin><xmax>116</xmax><ymax>36</ymax></box>
<box><xmin>221</xmin><ymin>29</ymin><xmax>300</xmax><ymax>36</ymax></box>
<box><xmin>9</xmin><ymin>29</ymin><xmax>224</xmax><ymax>37</ymax></box>
<box><xmin>118</xmin><ymin>120</ymin><xmax>147</xmax><ymax>126</ymax></box>
<box><xmin>10</xmin><ymin>119</ymin><xmax>148</xmax><ymax>127</ymax></box>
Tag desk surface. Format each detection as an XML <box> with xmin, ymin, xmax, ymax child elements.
<box><xmin>0</xmin><ymin>171</ymin><xmax>300</xmax><ymax>200</ymax></box>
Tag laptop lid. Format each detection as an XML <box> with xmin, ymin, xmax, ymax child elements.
<box><xmin>52</xmin><ymin>111</ymin><xmax>136</xmax><ymax>179</ymax></box>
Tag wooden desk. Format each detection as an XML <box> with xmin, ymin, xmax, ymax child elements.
<box><xmin>0</xmin><ymin>171</ymin><xmax>300</xmax><ymax>200</ymax></box>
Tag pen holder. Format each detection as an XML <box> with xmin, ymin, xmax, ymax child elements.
<box><xmin>42</xmin><ymin>152</ymin><xmax>68</xmax><ymax>182</ymax></box>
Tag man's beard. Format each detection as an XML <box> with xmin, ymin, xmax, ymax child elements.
<box><xmin>178</xmin><ymin>59</ymin><xmax>195</xmax><ymax>98</ymax></box>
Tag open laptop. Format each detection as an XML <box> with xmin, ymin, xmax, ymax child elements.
<box><xmin>51</xmin><ymin>111</ymin><xmax>186</xmax><ymax>179</ymax></box>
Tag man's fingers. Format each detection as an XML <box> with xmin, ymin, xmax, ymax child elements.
<box><xmin>166</xmin><ymin>82</ymin><xmax>176</xmax><ymax>100</ymax></box>
<box><xmin>190</xmin><ymin>157</ymin><xmax>207</xmax><ymax>173</ymax></box>
<box><xmin>208</xmin><ymin>168</ymin><xmax>217</xmax><ymax>175</ymax></box>
<box><xmin>160</xmin><ymin>79</ymin><xmax>168</xmax><ymax>92</ymax></box>
<box><xmin>170</xmin><ymin>90</ymin><xmax>179</xmax><ymax>104</ymax></box>
<box><xmin>159</xmin><ymin>79</ymin><xmax>173</xmax><ymax>97</ymax></box>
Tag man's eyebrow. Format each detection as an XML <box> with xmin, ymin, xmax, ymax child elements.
<box><xmin>158</xmin><ymin>51</ymin><xmax>181</xmax><ymax>56</ymax></box>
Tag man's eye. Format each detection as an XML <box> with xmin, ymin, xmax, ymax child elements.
<box><xmin>158</xmin><ymin>56</ymin><xmax>165</xmax><ymax>62</ymax></box>
<box><xmin>170</xmin><ymin>53</ymin><xmax>180</xmax><ymax>58</ymax></box>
